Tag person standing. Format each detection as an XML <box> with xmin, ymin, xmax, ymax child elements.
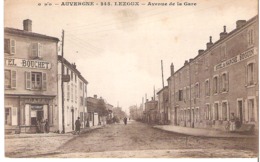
<box><xmin>75</xmin><ymin>117</ymin><xmax>81</xmax><ymax>135</ymax></box>
<box><xmin>124</xmin><ymin>117</ymin><xmax>127</xmax><ymax>125</ymax></box>
<box><xmin>45</xmin><ymin>119</ymin><xmax>49</xmax><ymax>133</ymax></box>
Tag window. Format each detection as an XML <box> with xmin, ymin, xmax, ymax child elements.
<box><xmin>205</xmin><ymin>79</ymin><xmax>210</xmax><ymax>96</ymax></box>
<box><xmin>205</xmin><ymin>104</ymin><xmax>210</xmax><ymax>120</ymax></box>
<box><xmin>213</xmin><ymin>76</ymin><xmax>218</xmax><ymax>94</ymax></box>
<box><xmin>195</xmin><ymin>83</ymin><xmax>200</xmax><ymax>98</ymax></box>
<box><xmin>67</xmin><ymin>84</ymin><xmax>70</xmax><ymax>100</ymax></box>
<box><xmin>222</xmin><ymin>102</ymin><xmax>228</xmax><ymax>121</ymax></box>
<box><xmin>71</xmin><ymin>84</ymin><xmax>73</xmax><ymax>102</ymax></box>
<box><xmin>248</xmin><ymin>29</ymin><xmax>254</xmax><ymax>46</ymax></box>
<box><xmin>31</xmin><ymin>43</ymin><xmax>42</xmax><ymax>58</ymax></box>
<box><xmin>247</xmin><ymin>63</ymin><xmax>255</xmax><ymax>85</ymax></box>
<box><xmin>25</xmin><ymin>72</ymin><xmax>46</xmax><ymax>90</ymax></box>
<box><xmin>248</xmin><ymin>99</ymin><xmax>255</xmax><ymax>122</ymax></box>
<box><xmin>88</xmin><ymin>112</ymin><xmax>93</xmax><ymax>121</ymax></box>
<box><xmin>5</xmin><ymin>108</ymin><xmax>11</xmax><ymax>125</ymax></box>
<box><xmin>183</xmin><ymin>87</ymin><xmax>186</xmax><ymax>101</ymax></box>
<box><xmin>5</xmin><ymin>70</ymin><xmax>16</xmax><ymax>89</ymax></box>
<box><xmin>214</xmin><ymin>103</ymin><xmax>219</xmax><ymax>120</ymax></box>
<box><xmin>221</xmin><ymin>73</ymin><xmax>229</xmax><ymax>92</ymax></box>
<box><xmin>195</xmin><ymin>108</ymin><xmax>199</xmax><ymax>122</ymax></box>
<box><xmin>178</xmin><ymin>90</ymin><xmax>183</xmax><ymax>101</ymax></box>
<box><xmin>186</xmin><ymin>86</ymin><xmax>190</xmax><ymax>100</ymax></box>
<box><xmin>4</xmin><ymin>39</ymin><xmax>15</xmax><ymax>55</ymax></box>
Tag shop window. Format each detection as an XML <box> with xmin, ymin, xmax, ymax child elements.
<box><xmin>4</xmin><ymin>39</ymin><xmax>16</xmax><ymax>55</ymax></box>
<box><xmin>88</xmin><ymin>112</ymin><xmax>93</xmax><ymax>121</ymax></box>
<box><xmin>5</xmin><ymin>108</ymin><xmax>11</xmax><ymax>125</ymax></box>
<box><xmin>31</xmin><ymin>43</ymin><xmax>42</xmax><ymax>58</ymax></box>
<box><xmin>221</xmin><ymin>73</ymin><xmax>229</xmax><ymax>92</ymax></box>
<box><xmin>248</xmin><ymin>99</ymin><xmax>255</xmax><ymax>122</ymax></box>
<box><xmin>222</xmin><ymin>102</ymin><xmax>228</xmax><ymax>121</ymax></box>
<box><xmin>213</xmin><ymin>76</ymin><xmax>218</xmax><ymax>94</ymax></box>
<box><xmin>247</xmin><ymin>63</ymin><xmax>255</xmax><ymax>86</ymax></box>
<box><xmin>30</xmin><ymin>105</ymin><xmax>44</xmax><ymax>125</ymax></box>
<box><xmin>26</xmin><ymin>72</ymin><xmax>47</xmax><ymax>90</ymax></box>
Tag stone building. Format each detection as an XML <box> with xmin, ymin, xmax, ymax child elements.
<box><xmin>157</xmin><ymin>86</ymin><xmax>169</xmax><ymax>124</ymax></box>
<box><xmin>144</xmin><ymin>98</ymin><xmax>158</xmax><ymax>124</ymax></box>
<box><xmin>57</xmin><ymin>56</ymin><xmax>88</xmax><ymax>133</ymax></box>
<box><xmin>4</xmin><ymin>19</ymin><xmax>59</xmax><ymax>133</ymax></box>
<box><xmin>168</xmin><ymin>16</ymin><xmax>258</xmax><ymax>131</ymax></box>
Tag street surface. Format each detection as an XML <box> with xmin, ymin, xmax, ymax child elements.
<box><xmin>5</xmin><ymin>120</ymin><xmax>258</xmax><ymax>158</ymax></box>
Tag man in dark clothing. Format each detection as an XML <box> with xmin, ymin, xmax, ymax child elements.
<box><xmin>124</xmin><ymin>117</ymin><xmax>127</xmax><ymax>125</ymax></box>
<box><xmin>75</xmin><ymin>117</ymin><xmax>81</xmax><ymax>135</ymax></box>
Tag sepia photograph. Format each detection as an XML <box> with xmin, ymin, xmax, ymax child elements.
<box><xmin>3</xmin><ymin>0</ymin><xmax>259</xmax><ymax>159</ymax></box>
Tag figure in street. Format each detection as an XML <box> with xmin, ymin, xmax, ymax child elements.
<box><xmin>124</xmin><ymin>117</ymin><xmax>127</xmax><ymax>125</ymax></box>
<box><xmin>45</xmin><ymin>119</ymin><xmax>49</xmax><ymax>133</ymax></box>
<box><xmin>75</xmin><ymin>117</ymin><xmax>81</xmax><ymax>135</ymax></box>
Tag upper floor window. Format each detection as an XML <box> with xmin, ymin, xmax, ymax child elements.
<box><xmin>248</xmin><ymin>29</ymin><xmax>254</xmax><ymax>46</ymax></box>
<box><xmin>214</xmin><ymin>103</ymin><xmax>219</xmax><ymax>120</ymax></box>
<box><xmin>222</xmin><ymin>102</ymin><xmax>228</xmax><ymax>121</ymax></box>
<box><xmin>5</xmin><ymin>70</ymin><xmax>16</xmax><ymax>89</ymax></box>
<box><xmin>221</xmin><ymin>72</ymin><xmax>229</xmax><ymax>92</ymax></box>
<box><xmin>205</xmin><ymin>79</ymin><xmax>210</xmax><ymax>97</ymax></box>
<box><xmin>4</xmin><ymin>39</ymin><xmax>16</xmax><ymax>55</ymax></box>
<box><xmin>25</xmin><ymin>72</ymin><xmax>47</xmax><ymax>90</ymax></box>
<box><xmin>178</xmin><ymin>89</ymin><xmax>183</xmax><ymax>101</ymax></box>
<box><xmin>195</xmin><ymin>83</ymin><xmax>200</xmax><ymax>98</ymax></box>
<box><xmin>31</xmin><ymin>43</ymin><xmax>42</xmax><ymax>58</ymax></box>
<box><xmin>213</xmin><ymin>76</ymin><xmax>218</xmax><ymax>94</ymax></box>
<box><xmin>247</xmin><ymin>63</ymin><xmax>255</xmax><ymax>86</ymax></box>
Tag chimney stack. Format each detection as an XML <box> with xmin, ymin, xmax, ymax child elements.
<box><xmin>151</xmin><ymin>97</ymin><xmax>154</xmax><ymax>101</ymax></box>
<box><xmin>170</xmin><ymin>63</ymin><xmax>174</xmax><ymax>76</ymax></box>
<box><xmin>220</xmin><ymin>26</ymin><xmax>228</xmax><ymax>39</ymax></box>
<box><xmin>23</xmin><ymin>19</ymin><xmax>32</xmax><ymax>32</ymax></box>
<box><xmin>94</xmin><ymin>95</ymin><xmax>97</xmax><ymax>98</ymax></box>
<box><xmin>198</xmin><ymin>49</ymin><xmax>204</xmax><ymax>55</ymax></box>
<box><xmin>206</xmin><ymin>36</ymin><xmax>213</xmax><ymax>49</ymax></box>
<box><xmin>184</xmin><ymin>60</ymin><xmax>189</xmax><ymax>66</ymax></box>
<box><xmin>236</xmin><ymin>20</ymin><xmax>246</xmax><ymax>29</ymax></box>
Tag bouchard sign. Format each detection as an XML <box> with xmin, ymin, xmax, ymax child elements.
<box><xmin>214</xmin><ymin>48</ymin><xmax>257</xmax><ymax>71</ymax></box>
<box><xmin>5</xmin><ymin>58</ymin><xmax>51</xmax><ymax>70</ymax></box>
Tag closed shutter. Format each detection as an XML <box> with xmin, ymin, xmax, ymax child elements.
<box><xmin>25</xmin><ymin>72</ymin><xmax>31</xmax><ymax>89</ymax></box>
<box><xmin>245</xmin><ymin>65</ymin><xmax>248</xmax><ymax>85</ymax></box>
<box><xmin>42</xmin><ymin>73</ymin><xmax>47</xmax><ymax>90</ymax></box>
<box><xmin>253</xmin><ymin>63</ymin><xmax>257</xmax><ymax>84</ymax></box>
<box><xmin>38</xmin><ymin>43</ymin><xmax>42</xmax><ymax>58</ymax></box>
<box><xmin>25</xmin><ymin>104</ymin><xmax>30</xmax><ymax>126</ymax></box>
<box><xmin>11</xmin><ymin>70</ymin><xmax>17</xmax><ymax>88</ymax></box>
<box><xmin>4</xmin><ymin>39</ymin><xmax>10</xmax><ymax>54</ymax></box>
<box><xmin>245</xmin><ymin>99</ymin><xmax>248</xmax><ymax>122</ymax></box>
<box><xmin>43</xmin><ymin>105</ymin><xmax>48</xmax><ymax>120</ymax></box>
<box><xmin>31</xmin><ymin>43</ymin><xmax>38</xmax><ymax>58</ymax></box>
<box><xmin>11</xmin><ymin>40</ymin><xmax>16</xmax><ymax>54</ymax></box>
<box><xmin>11</xmin><ymin>107</ymin><xmax>18</xmax><ymax>126</ymax></box>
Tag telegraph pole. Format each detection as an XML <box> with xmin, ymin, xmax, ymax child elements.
<box><xmin>161</xmin><ymin>60</ymin><xmax>165</xmax><ymax>88</ymax></box>
<box><xmin>161</xmin><ymin>60</ymin><xmax>166</xmax><ymax>124</ymax></box>
<box><xmin>61</xmin><ymin>30</ymin><xmax>65</xmax><ymax>133</ymax></box>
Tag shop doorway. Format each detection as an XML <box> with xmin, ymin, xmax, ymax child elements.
<box><xmin>31</xmin><ymin>105</ymin><xmax>44</xmax><ymax>126</ymax></box>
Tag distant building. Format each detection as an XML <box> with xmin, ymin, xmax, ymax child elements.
<box><xmin>4</xmin><ymin>19</ymin><xmax>59</xmax><ymax>133</ymax></box>
<box><xmin>57</xmin><ymin>56</ymin><xmax>88</xmax><ymax>133</ymax></box>
<box><xmin>144</xmin><ymin>98</ymin><xmax>158</xmax><ymax>124</ymax></box>
<box><xmin>157</xmin><ymin>86</ymin><xmax>169</xmax><ymax>124</ymax></box>
<box><xmin>168</xmin><ymin>16</ymin><xmax>258</xmax><ymax>131</ymax></box>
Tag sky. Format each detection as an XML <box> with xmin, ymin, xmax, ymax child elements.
<box><xmin>4</xmin><ymin>0</ymin><xmax>258</xmax><ymax>114</ymax></box>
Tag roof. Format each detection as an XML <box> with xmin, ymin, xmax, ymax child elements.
<box><xmin>58</xmin><ymin>55</ymin><xmax>88</xmax><ymax>84</ymax></box>
<box><xmin>4</xmin><ymin>27</ymin><xmax>59</xmax><ymax>42</ymax></box>
<box><xmin>156</xmin><ymin>86</ymin><xmax>169</xmax><ymax>95</ymax></box>
<box><xmin>172</xmin><ymin>15</ymin><xmax>258</xmax><ymax>75</ymax></box>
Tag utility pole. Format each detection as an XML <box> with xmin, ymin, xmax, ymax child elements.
<box><xmin>161</xmin><ymin>60</ymin><xmax>165</xmax><ymax>88</ymax></box>
<box><xmin>61</xmin><ymin>30</ymin><xmax>65</xmax><ymax>133</ymax></box>
<box><xmin>161</xmin><ymin>60</ymin><xmax>166</xmax><ymax>124</ymax></box>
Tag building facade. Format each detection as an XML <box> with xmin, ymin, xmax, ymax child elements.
<box><xmin>57</xmin><ymin>56</ymin><xmax>88</xmax><ymax>133</ymax></box>
<box><xmin>4</xmin><ymin>19</ymin><xmax>59</xmax><ymax>133</ymax></box>
<box><xmin>144</xmin><ymin>98</ymin><xmax>158</xmax><ymax>124</ymax></box>
<box><xmin>168</xmin><ymin>16</ymin><xmax>258</xmax><ymax>131</ymax></box>
<box><xmin>157</xmin><ymin>86</ymin><xmax>169</xmax><ymax>124</ymax></box>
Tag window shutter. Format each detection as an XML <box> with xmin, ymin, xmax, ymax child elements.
<box><xmin>38</xmin><ymin>43</ymin><xmax>42</xmax><ymax>58</ymax></box>
<box><xmin>244</xmin><ymin>65</ymin><xmax>247</xmax><ymax>85</ymax></box>
<box><xmin>25</xmin><ymin>71</ymin><xmax>31</xmax><ymax>89</ymax></box>
<box><xmin>253</xmin><ymin>63</ymin><xmax>257</xmax><ymax>84</ymax></box>
<box><xmin>11</xmin><ymin>70</ymin><xmax>17</xmax><ymax>88</ymax></box>
<box><xmin>25</xmin><ymin>104</ymin><xmax>30</xmax><ymax>126</ymax></box>
<box><xmin>11</xmin><ymin>107</ymin><xmax>18</xmax><ymax>126</ymax></box>
<box><xmin>4</xmin><ymin>39</ymin><xmax>10</xmax><ymax>54</ymax></box>
<box><xmin>32</xmin><ymin>43</ymin><xmax>38</xmax><ymax>58</ymax></box>
<box><xmin>11</xmin><ymin>40</ymin><xmax>16</xmax><ymax>54</ymax></box>
<box><xmin>226</xmin><ymin>72</ymin><xmax>229</xmax><ymax>92</ymax></box>
<box><xmin>42</xmin><ymin>73</ymin><xmax>47</xmax><ymax>90</ymax></box>
<box><xmin>43</xmin><ymin>105</ymin><xmax>48</xmax><ymax>120</ymax></box>
<box><xmin>245</xmin><ymin>99</ymin><xmax>248</xmax><ymax>122</ymax></box>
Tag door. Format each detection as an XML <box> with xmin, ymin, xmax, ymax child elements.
<box><xmin>71</xmin><ymin>109</ymin><xmax>74</xmax><ymax>130</ymax></box>
<box><xmin>238</xmin><ymin>100</ymin><xmax>243</xmax><ymax>123</ymax></box>
<box><xmin>191</xmin><ymin>109</ymin><xmax>195</xmax><ymax>128</ymax></box>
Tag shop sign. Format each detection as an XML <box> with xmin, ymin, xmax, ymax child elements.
<box><xmin>5</xmin><ymin>58</ymin><xmax>51</xmax><ymax>70</ymax></box>
<box><xmin>214</xmin><ymin>48</ymin><xmax>257</xmax><ymax>71</ymax></box>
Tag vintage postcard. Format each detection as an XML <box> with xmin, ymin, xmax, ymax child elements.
<box><xmin>3</xmin><ymin>0</ymin><xmax>259</xmax><ymax>160</ymax></box>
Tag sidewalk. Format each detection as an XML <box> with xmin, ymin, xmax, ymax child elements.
<box><xmin>153</xmin><ymin>125</ymin><xmax>257</xmax><ymax>138</ymax></box>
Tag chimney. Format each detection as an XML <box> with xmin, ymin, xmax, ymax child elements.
<box><xmin>189</xmin><ymin>58</ymin><xmax>194</xmax><ymax>62</ymax></box>
<box><xmin>94</xmin><ymin>95</ymin><xmax>97</xmax><ymax>98</ymax></box>
<box><xmin>146</xmin><ymin>99</ymin><xmax>148</xmax><ymax>102</ymax></box>
<box><xmin>170</xmin><ymin>63</ymin><xmax>174</xmax><ymax>76</ymax></box>
<box><xmin>220</xmin><ymin>26</ymin><xmax>228</xmax><ymax>39</ymax></box>
<box><xmin>184</xmin><ymin>60</ymin><xmax>189</xmax><ymax>66</ymax></box>
<box><xmin>151</xmin><ymin>97</ymin><xmax>154</xmax><ymax>101</ymax></box>
<box><xmin>23</xmin><ymin>19</ymin><xmax>32</xmax><ymax>32</ymax></box>
<box><xmin>236</xmin><ymin>20</ymin><xmax>246</xmax><ymax>29</ymax></box>
<box><xmin>206</xmin><ymin>36</ymin><xmax>213</xmax><ymax>49</ymax></box>
<box><xmin>198</xmin><ymin>49</ymin><xmax>204</xmax><ymax>55</ymax></box>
